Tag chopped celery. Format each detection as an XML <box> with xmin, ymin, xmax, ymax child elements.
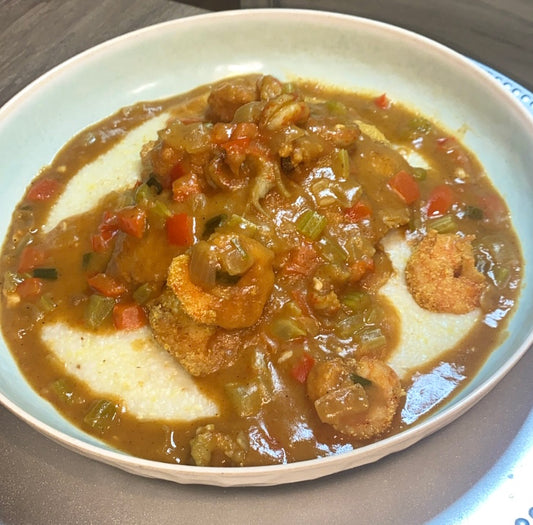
<box><xmin>492</xmin><ymin>265</ymin><xmax>510</xmax><ymax>288</ymax></box>
<box><xmin>401</xmin><ymin>116</ymin><xmax>433</xmax><ymax>139</ymax></box>
<box><xmin>270</xmin><ymin>318</ymin><xmax>306</xmax><ymax>341</ymax></box>
<box><xmin>151</xmin><ymin>199</ymin><xmax>172</xmax><ymax>219</ymax></box>
<box><xmin>342</xmin><ymin>291</ymin><xmax>371</xmax><ymax>312</ymax></box>
<box><xmin>225</xmin><ymin>214</ymin><xmax>258</xmax><ymax>236</ymax></box>
<box><xmin>359</xmin><ymin>327</ymin><xmax>387</xmax><ymax>350</ymax></box>
<box><xmin>225</xmin><ymin>382</ymin><xmax>262</xmax><ymax>417</ymax></box>
<box><xmin>52</xmin><ymin>378</ymin><xmax>77</xmax><ymax>404</ymax></box>
<box><xmin>296</xmin><ymin>209</ymin><xmax>327</xmax><ymax>240</ymax></box>
<box><xmin>83</xmin><ymin>399</ymin><xmax>117</xmax><ymax>432</ymax></box>
<box><xmin>281</xmin><ymin>301</ymin><xmax>303</xmax><ymax>318</ymax></box>
<box><xmin>39</xmin><ymin>292</ymin><xmax>57</xmax><ymax>312</ymax></box>
<box><xmin>251</xmin><ymin>349</ymin><xmax>273</xmax><ymax>404</ymax></box>
<box><xmin>427</xmin><ymin>214</ymin><xmax>457</xmax><ymax>233</ymax></box>
<box><xmin>32</xmin><ymin>267</ymin><xmax>58</xmax><ymax>280</ymax></box>
<box><xmin>326</xmin><ymin>100</ymin><xmax>347</xmax><ymax>115</ymax></box>
<box><xmin>85</xmin><ymin>294</ymin><xmax>114</xmax><ymax>329</ymax></box>
<box><xmin>317</xmin><ymin>235</ymin><xmax>348</xmax><ymax>264</ymax></box>
<box><xmin>135</xmin><ymin>182</ymin><xmax>156</xmax><ymax>206</ymax></box>
<box><xmin>333</xmin><ymin>148</ymin><xmax>350</xmax><ymax>179</ymax></box>
<box><xmin>133</xmin><ymin>282</ymin><xmax>156</xmax><ymax>305</ymax></box>
<box><xmin>335</xmin><ymin>314</ymin><xmax>365</xmax><ymax>339</ymax></box>
<box><xmin>412</xmin><ymin>167</ymin><xmax>427</xmax><ymax>181</ymax></box>
<box><xmin>364</xmin><ymin>305</ymin><xmax>384</xmax><ymax>325</ymax></box>
<box><xmin>3</xmin><ymin>270</ymin><xmax>23</xmax><ymax>293</ymax></box>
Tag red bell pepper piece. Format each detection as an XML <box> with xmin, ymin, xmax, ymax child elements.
<box><xmin>290</xmin><ymin>352</ymin><xmax>315</xmax><ymax>383</ymax></box>
<box><xmin>388</xmin><ymin>170</ymin><xmax>420</xmax><ymax>205</ymax></box>
<box><xmin>113</xmin><ymin>302</ymin><xmax>147</xmax><ymax>330</ymax></box>
<box><xmin>87</xmin><ymin>273</ymin><xmax>127</xmax><ymax>298</ymax></box>
<box><xmin>26</xmin><ymin>178</ymin><xmax>60</xmax><ymax>202</ymax></box>
<box><xmin>426</xmin><ymin>184</ymin><xmax>455</xmax><ymax>217</ymax></box>
<box><xmin>166</xmin><ymin>213</ymin><xmax>194</xmax><ymax>246</ymax></box>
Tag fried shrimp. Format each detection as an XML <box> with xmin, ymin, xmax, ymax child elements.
<box><xmin>167</xmin><ymin>234</ymin><xmax>275</xmax><ymax>330</ymax></box>
<box><xmin>148</xmin><ymin>288</ymin><xmax>243</xmax><ymax>376</ymax></box>
<box><xmin>307</xmin><ymin>357</ymin><xmax>403</xmax><ymax>440</ymax></box>
<box><xmin>405</xmin><ymin>231</ymin><xmax>486</xmax><ymax>314</ymax></box>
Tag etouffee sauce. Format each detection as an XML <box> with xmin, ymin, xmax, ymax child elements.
<box><xmin>0</xmin><ymin>75</ymin><xmax>522</xmax><ymax>466</ymax></box>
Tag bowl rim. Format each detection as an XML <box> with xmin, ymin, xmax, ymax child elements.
<box><xmin>1</xmin><ymin>7</ymin><xmax>532</xmax><ymax>487</ymax></box>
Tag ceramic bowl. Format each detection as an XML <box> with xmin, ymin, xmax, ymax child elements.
<box><xmin>1</xmin><ymin>9</ymin><xmax>532</xmax><ymax>487</ymax></box>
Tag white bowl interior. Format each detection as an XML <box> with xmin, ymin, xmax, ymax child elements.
<box><xmin>0</xmin><ymin>9</ymin><xmax>532</xmax><ymax>486</ymax></box>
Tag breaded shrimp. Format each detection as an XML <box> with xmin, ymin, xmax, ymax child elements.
<box><xmin>307</xmin><ymin>357</ymin><xmax>403</xmax><ymax>440</ymax></box>
<box><xmin>405</xmin><ymin>231</ymin><xmax>486</xmax><ymax>314</ymax></box>
<box><xmin>167</xmin><ymin>235</ymin><xmax>275</xmax><ymax>330</ymax></box>
<box><xmin>148</xmin><ymin>288</ymin><xmax>242</xmax><ymax>376</ymax></box>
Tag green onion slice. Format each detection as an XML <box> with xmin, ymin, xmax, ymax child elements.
<box><xmin>350</xmin><ymin>373</ymin><xmax>372</xmax><ymax>387</ymax></box>
<box><xmin>32</xmin><ymin>267</ymin><xmax>58</xmax><ymax>280</ymax></box>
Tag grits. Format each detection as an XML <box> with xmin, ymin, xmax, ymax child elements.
<box><xmin>41</xmin><ymin>323</ymin><xmax>219</xmax><ymax>421</ymax></box>
<box><xmin>43</xmin><ymin>112</ymin><xmax>171</xmax><ymax>233</ymax></box>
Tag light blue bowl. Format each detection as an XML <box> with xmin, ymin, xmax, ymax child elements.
<box><xmin>0</xmin><ymin>9</ymin><xmax>532</xmax><ymax>486</ymax></box>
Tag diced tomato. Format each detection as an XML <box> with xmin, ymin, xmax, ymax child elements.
<box><xmin>231</xmin><ymin>122</ymin><xmax>259</xmax><ymax>140</ymax></box>
<box><xmin>169</xmin><ymin>161</ymin><xmax>186</xmax><ymax>183</ymax></box>
<box><xmin>221</xmin><ymin>137</ymin><xmax>251</xmax><ymax>156</ymax></box>
<box><xmin>282</xmin><ymin>243</ymin><xmax>319</xmax><ymax>275</ymax></box>
<box><xmin>91</xmin><ymin>229</ymin><xmax>116</xmax><ymax>253</ymax></box>
<box><xmin>87</xmin><ymin>273</ymin><xmax>127</xmax><ymax>298</ymax></box>
<box><xmin>211</xmin><ymin>123</ymin><xmax>234</xmax><ymax>144</ymax></box>
<box><xmin>426</xmin><ymin>184</ymin><xmax>455</xmax><ymax>217</ymax></box>
<box><xmin>345</xmin><ymin>201</ymin><xmax>372</xmax><ymax>222</ymax></box>
<box><xmin>290</xmin><ymin>352</ymin><xmax>315</xmax><ymax>383</ymax></box>
<box><xmin>349</xmin><ymin>257</ymin><xmax>375</xmax><ymax>283</ymax></box>
<box><xmin>17</xmin><ymin>245</ymin><xmax>48</xmax><ymax>273</ymax></box>
<box><xmin>26</xmin><ymin>178</ymin><xmax>60</xmax><ymax>202</ymax></box>
<box><xmin>116</xmin><ymin>206</ymin><xmax>146</xmax><ymax>238</ymax></box>
<box><xmin>388</xmin><ymin>170</ymin><xmax>420</xmax><ymax>205</ymax></box>
<box><xmin>113</xmin><ymin>302</ymin><xmax>147</xmax><ymax>330</ymax></box>
<box><xmin>290</xmin><ymin>289</ymin><xmax>315</xmax><ymax>319</ymax></box>
<box><xmin>166</xmin><ymin>213</ymin><xmax>194</xmax><ymax>246</ymax></box>
<box><xmin>17</xmin><ymin>277</ymin><xmax>43</xmax><ymax>299</ymax></box>
<box><xmin>91</xmin><ymin>207</ymin><xmax>145</xmax><ymax>251</ymax></box>
<box><xmin>172</xmin><ymin>174</ymin><xmax>201</xmax><ymax>203</ymax></box>
<box><xmin>374</xmin><ymin>93</ymin><xmax>390</xmax><ymax>110</ymax></box>
<box><xmin>91</xmin><ymin>211</ymin><xmax>120</xmax><ymax>253</ymax></box>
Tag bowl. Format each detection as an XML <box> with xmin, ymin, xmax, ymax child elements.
<box><xmin>0</xmin><ymin>8</ymin><xmax>532</xmax><ymax>487</ymax></box>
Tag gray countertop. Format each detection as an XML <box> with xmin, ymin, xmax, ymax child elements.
<box><xmin>1</xmin><ymin>1</ymin><xmax>532</xmax><ymax>524</ymax></box>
